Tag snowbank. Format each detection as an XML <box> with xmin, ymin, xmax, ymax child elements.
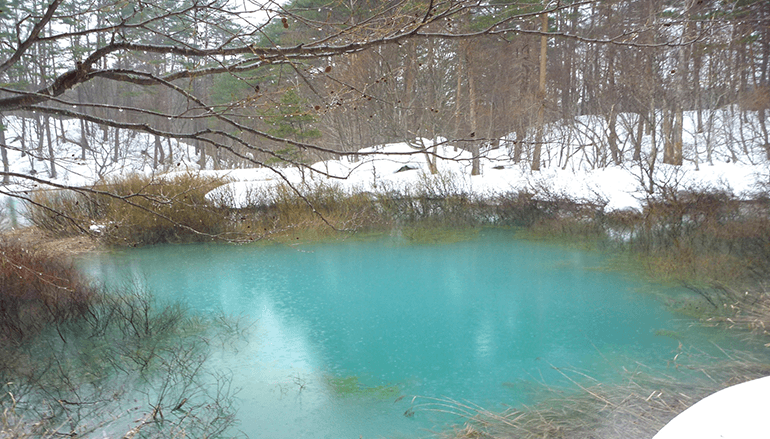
<box><xmin>207</xmin><ymin>140</ymin><xmax>766</xmax><ymax>211</ymax></box>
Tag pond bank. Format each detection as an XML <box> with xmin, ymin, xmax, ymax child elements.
<box><xmin>4</xmin><ymin>183</ymin><xmax>770</xmax><ymax>439</ymax></box>
<box><xmin>3</xmin><ymin>226</ymin><xmax>102</xmax><ymax>255</ymax></box>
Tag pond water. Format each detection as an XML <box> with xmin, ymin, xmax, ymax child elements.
<box><xmin>80</xmin><ymin>229</ymin><xmax>725</xmax><ymax>438</ymax></box>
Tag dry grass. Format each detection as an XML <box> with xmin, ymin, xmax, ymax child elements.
<box><xmin>697</xmin><ymin>284</ymin><xmax>770</xmax><ymax>338</ymax></box>
<box><xmin>22</xmin><ymin>171</ymin><xmax>619</xmax><ymax>245</ymax></box>
<box><xmin>26</xmin><ymin>173</ymin><xmax>231</xmax><ymax>245</ymax></box>
<box><xmin>416</xmin><ymin>352</ymin><xmax>770</xmax><ymax>439</ymax></box>
<box><xmin>95</xmin><ymin>172</ymin><xmax>229</xmax><ymax>244</ymax></box>
<box><xmin>225</xmin><ymin>182</ymin><xmax>390</xmax><ymax>241</ymax></box>
<box><xmin>631</xmin><ymin>190</ymin><xmax>770</xmax><ymax>284</ymax></box>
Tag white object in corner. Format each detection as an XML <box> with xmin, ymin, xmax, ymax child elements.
<box><xmin>653</xmin><ymin>375</ymin><xmax>770</xmax><ymax>439</ymax></box>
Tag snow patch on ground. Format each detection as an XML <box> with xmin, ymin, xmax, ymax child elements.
<box><xmin>209</xmin><ymin>142</ymin><xmax>765</xmax><ymax>211</ymax></box>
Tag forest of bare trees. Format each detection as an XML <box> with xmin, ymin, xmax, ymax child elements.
<box><xmin>0</xmin><ymin>0</ymin><xmax>768</xmax><ymax>188</ymax></box>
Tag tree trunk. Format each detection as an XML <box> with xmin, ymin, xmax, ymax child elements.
<box><xmin>531</xmin><ymin>11</ymin><xmax>548</xmax><ymax>171</ymax></box>
<box><xmin>454</xmin><ymin>41</ymin><xmax>464</xmax><ymax>152</ymax></box>
<box><xmin>404</xmin><ymin>39</ymin><xmax>417</xmax><ymax>139</ymax></box>
<box><xmin>36</xmin><ymin>115</ymin><xmax>44</xmax><ymax>159</ymax></box>
<box><xmin>693</xmin><ymin>22</ymin><xmax>704</xmax><ymax>133</ymax></box>
<box><xmin>79</xmin><ymin>119</ymin><xmax>89</xmax><ymax>161</ymax></box>
<box><xmin>113</xmin><ymin>127</ymin><xmax>120</xmax><ymax>163</ymax></box>
<box><xmin>198</xmin><ymin>142</ymin><xmax>206</xmax><ymax>169</ymax></box>
<box><xmin>672</xmin><ymin>109</ymin><xmax>684</xmax><ymax>165</ymax></box>
<box><xmin>647</xmin><ymin>95</ymin><xmax>658</xmax><ymax>178</ymax></box>
<box><xmin>560</xmin><ymin>6</ymin><xmax>578</xmax><ymax>119</ymax></box>
<box><xmin>1</xmin><ymin>114</ymin><xmax>8</xmax><ymax>185</ymax></box>
<box><xmin>757</xmin><ymin>6</ymin><xmax>770</xmax><ymax>159</ymax></box>
<box><xmin>78</xmin><ymin>86</ymin><xmax>88</xmax><ymax>160</ymax></box>
<box><xmin>153</xmin><ymin>135</ymin><xmax>164</xmax><ymax>169</ymax></box>
<box><xmin>760</xmin><ymin>108</ymin><xmax>770</xmax><ymax>160</ymax></box>
<box><xmin>425</xmin><ymin>38</ymin><xmax>438</xmax><ymax>147</ymax></box>
<box><xmin>468</xmin><ymin>48</ymin><xmax>480</xmax><ymax>176</ymax></box>
<box><xmin>647</xmin><ymin>92</ymin><xmax>658</xmax><ymax>194</ymax></box>
<box><xmin>20</xmin><ymin>117</ymin><xmax>26</xmax><ymax>158</ymax></box>
<box><xmin>212</xmin><ymin>142</ymin><xmax>220</xmax><ymax>170</ymax></box>
<box><xmin>513</xmin><ymin>125</ymin><xmax>523</xmax><ymax>163</ymax></box>
<box><xmin>606</xmin><ymin>45</ymin><xmax>620</xmax><ymax>166</ymax></box>
<box><xmin>633</xmin><ymin>113</ymin><xmax>644</xmax><ymax>161</ymax></box>
<box><xmin>662</xmin><ymin>109</ymin><xmax>674</xmax><ymax>164</ymax></box>
<box><xmin>669</xmin><ymin>0</ymin><xmax>691</xmax><ymax>166</ymax></box>
<box><xmin>58</xmin><ymin>118</ymin><xmax>65</xmax><ymax>143</ymax></box>
<box><xmin>608</xmin><ymin>105</ymin><xmax>620</xmax><ymax>166</ymax></box>
<box><xmin>44</xmin><ymin>115</ymin><xmax>56</xmax><ymax>178</ymax></box>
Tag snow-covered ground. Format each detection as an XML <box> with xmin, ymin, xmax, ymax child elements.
<box><xmin>205</xmin><ymin>141</ymin><xmax>765</xmax><ymax>211</ymax></box>
<box><xmin>1</xmin><ymin>108</ymin><xmax>768</xmax><ymax>225</ymax></box>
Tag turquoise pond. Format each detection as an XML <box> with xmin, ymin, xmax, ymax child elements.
<box><xmin>79</xmin><ymin>229</ymin><xmax>732</xmax><ymax>438</ymax></box>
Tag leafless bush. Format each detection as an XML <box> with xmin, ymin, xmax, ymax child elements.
<box><xmin>0</xmin><ymin>240</ymin><xmax>248</xmax><ymax>438</ymax></box>
<box><xmin>25</xmin><ymin>173</ymin><xmax>231</xmax><ymax>245</ymax></box>
<box><xmin>0</xmin><ymin>237</ymin><xmax>95</xmax><ymax>342</ymax></box>
<box><xmin>632</xmin><ymin>187</ymin><xmax>770</xmax><ymax>284</ymax></box>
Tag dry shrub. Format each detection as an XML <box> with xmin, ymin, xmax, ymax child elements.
<box><xmin>0</xmin><ymin>282</ymin><xmax>244</xmax><ymax>439</ymax></box>
<box><xmin>96</xmin><ymin>173</ymin><xmax>230</xmax><ymax>245</ymax></box>
<box><xmin>634</xmin><ymin>189</ymin><xmax>770</xmax><ymax>284</ymax></box>
<box><xmin>27</xmin><ymin>173</ymin><xmax>231</xmax><ymax>245</ymax></box>
<box><xmin>377</xmin><ymin>192</ymin><xmax>481</xmax><ymax>228</ymax></box>
<box><xmin>493</xmin><ymin>191</ymin><xmax>543</xmax><ymax>227</ymax></box>
<box><xmin>234</xmin><ymin>182</ymin><xmax>610</xmax><ymax>241</ymax></box>
<box><xmin>23</xmin><ymin>189</ymin><xmax>100</xmax><ymax>236</ymax></box>
<box><xmin>372</xmin><ymin>172</ymin><xmax>483</xmax><ymax>228</ymax></box>
<box><xmin>526</xmin><ymin>215</ymin><xmax>606</xmax><ymax>244</ymax></box>
<box><xmin>0</xmin><ymin>237</ymin><xmax>96</xmax><ymax>343</ymax></box>
<box><xmin>640</xmin><ymin>247</ymin><xmax>748</xmax><ymax>286</ymax></box>
<box><xmin>498</xmin><ymin>190</ymin><xmax>608</xmax><ymax>243</ymax></box>
<box><xmin>237</xmin><ymin>178</ymin><xmax>489</xmax><ymax>240</ymax></box>
<box><xmin>22</xmin><ymin>172</ymin><xmax>770</xmax><ymax>273</ymax></box>
<box><xmin>234</xmin><ymin>182</ymin><xmax>389</xmax><ymax>240</ymax></box>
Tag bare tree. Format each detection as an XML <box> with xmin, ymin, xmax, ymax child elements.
<box><xmin>531</xmin><ymin>9</ymin><xmax>549</xmax><ymax>171</ymax></box>
<box><xmin>0</xmin><ymin>0</ymin><xmax>765</xmax><ymax>219</ymax></box>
